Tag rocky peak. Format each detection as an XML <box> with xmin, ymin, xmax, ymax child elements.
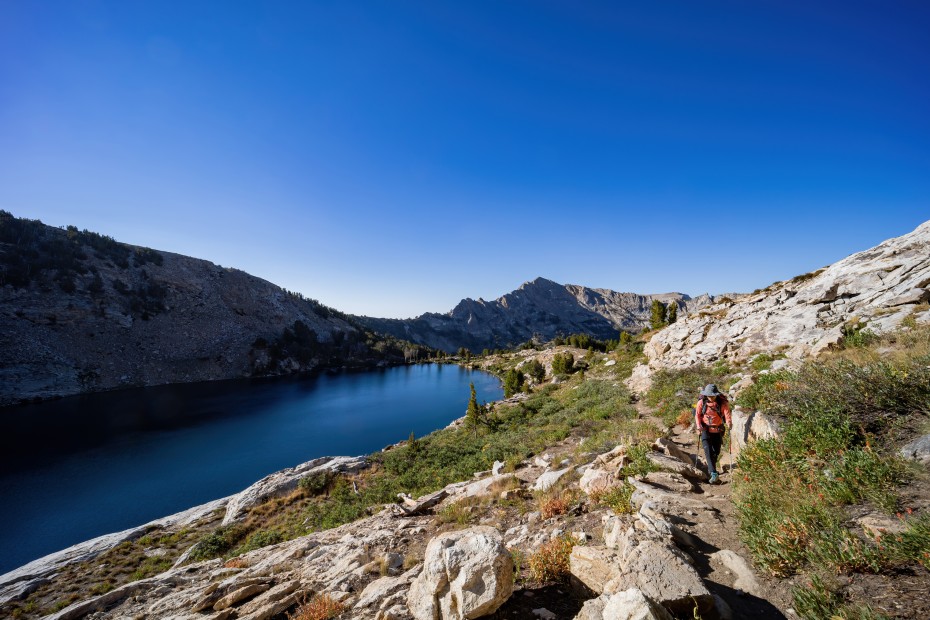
<box><xmin>359</xmin><ymin>279</ymin><xmax>710</xmax><ymax>353</ymax></box>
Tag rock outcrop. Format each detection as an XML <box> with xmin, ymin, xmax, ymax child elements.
<box><xmin>359</xmin><ymin>277</ymin><xmax>711</xmax><ymax>353</ymax></box>
<box><xmin>407</xmin><ymin>526</ymin><xmax>514</xmax><ymax>620</ymax></box>
<box><xmin>632</xmin><ymin>220</ymin><xmax>930</xmax><ymax>389</ymax></box>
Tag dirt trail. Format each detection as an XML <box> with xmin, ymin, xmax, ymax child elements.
<box><xmin>637</xmin><ymin>402</ymin><xmax>795</xmax><ymax>619</ymax></box>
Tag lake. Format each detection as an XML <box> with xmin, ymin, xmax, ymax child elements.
<box><xmin>0</xmin><ymin>364</ymin><xmax>502</xmax><ymax>574</ymax></box>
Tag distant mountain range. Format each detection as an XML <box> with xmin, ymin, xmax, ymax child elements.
<box><xmin>357</xmin><ymin>278</ymin><xmax>713</xmax><ymax>353</ymax></box>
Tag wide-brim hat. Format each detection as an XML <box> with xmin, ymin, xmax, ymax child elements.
<box><xmin>701</xmin><ymin>384</ymin><xmax>721</xmax><ymax>397</ymax></box>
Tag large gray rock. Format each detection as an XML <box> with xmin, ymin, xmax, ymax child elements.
<box><xmin>605</xmin><ymin>539</ymin><xmax>712</xmax><ymax>615</ymax></box>
<box><xmin>407</xmin><ymin>526</ymin><xmax>514</xmax><ymax>620</ymax></box>
<box><xmin>730</xmin><ymin>408</ymin><xmax>781</xmax><ymax>459</ymax></box>
<box><xmin>644</xmin><ymin>452</ymin><xmax>707</xmax><ymax>481</ymax></box>
<box><xmin>569</xmin><ymin>545</ymin><xmax>623</xmax><ymax>593</ymax></box>
<box><xmin>900</xmin><ymin>433</ymin><xmax>930</xmax><ymax>464</ymax></box>
<box><xmin>575</xmin><ymin>588</ymin><xmax>673</xmax><ymax>620</ymax></box>
<box><xmin>533</xmin><ymin>467</ymin><xmax>572</xmax><ymax>492</ymax></box>
<box><xmin>710</xmin><ymin>550</ymin><xmax>761</xmax><ymax>596</ymax></box>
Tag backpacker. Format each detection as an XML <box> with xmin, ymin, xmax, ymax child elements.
<box><xmin>695</xmin><ymin>395</ymin><xmax>727</xmax><ymax>432</ymax></box>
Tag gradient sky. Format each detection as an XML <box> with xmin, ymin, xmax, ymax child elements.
<box><xmin>1</xmin><ymin>1</ymin><xmax>928</xmax><ymax>318</ymax></box>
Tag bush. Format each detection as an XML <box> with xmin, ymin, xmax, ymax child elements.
<box><xmin>528</xmin><ymin>536</ymin><xmax>576</xmax><ymax>582</ymax></box>
<box><xmin>523</xmin><ymin>359</ymin><xmax>545</xmax><ymax>382</ymax></box>
<box><xmin>288</xmin><ymin>593</ymin><xmax>346</xmax><ymax>620</ymax></box>
<box><xmin>551</xmin><ymin>353</ymin><xmax>574</xmax><ymax>375</ymax></box>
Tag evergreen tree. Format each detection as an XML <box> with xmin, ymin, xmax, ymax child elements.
<box><xmin>502</xmin><ymin>368</ymin><xmax>525</xmax><ymax>397</ymax></box>
<box><xmin>524</xmin><ymin>359</ymin><xmax>545</xmax><ymax>382</ymax></box>
<box><xmin>466</xmin><ymin>382</ymin><xmax>482</xmax><ymax>437</ymax></box>
<box><xmin>619</xmin><ymin>331</ymin><xmax>633</xmax><ymax>345</ymax></box>
<box><xmin>552</xmin><ymin>352</ymin><xmax>575</xmax><ymax>375</ymax></box>
<box><xmin>650</xmin><ymin>299</ymin><xmax>668</xmax><ymax>330</ymax></box>
<box><xmin>667</xmin><ymin>303</ymin><xmax>678</xmax><ymax>324</ymax></box>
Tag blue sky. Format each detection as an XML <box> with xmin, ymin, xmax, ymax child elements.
<box><xmin>1</xmin><ymin>1</ymin><xmax>928</xmax><ymax>318</ymax></box>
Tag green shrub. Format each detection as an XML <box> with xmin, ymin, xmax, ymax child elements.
<box><xmin>298</xmin><ymin>470</ymin><xmax>336</xmax><ymax>495</ymax></box>
<box><xmin>750</xmin><ymin>353</ymin><xmax>774</xmax><ymax>372</ymax></box>
<box><xmin>551</xmin><ymin>353</ymin><xmax>574</xmax><ymax>375</ymax></box>
<box><xmin>234</xmin><ymin>529</ymin><xmax>283</xmax><ymax>555</ymax></box>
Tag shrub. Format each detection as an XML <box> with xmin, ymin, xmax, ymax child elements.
<box><xmin>523</xmin><ymin>359</ymin><xmax>546</xmax><ymax>382</ymax></box>
<box><xmin>235</xmin><ymin>529</ymin><xmax>283</xmax><ymax>555</ymax></box>
<box><xmin>299</xmin><ymin>470</ymin><xmax>336</xmax><ymax>495</ymax></box>
<box><xmin>645</xmin><ymin>366</ymin><xmax>727</xmax><ymax>427</ymax></box>
<box><xmin>598</xmin><ymin>483</ymin><xmax>635</xmax><ymax>515</ymax></box>
<box><xmin>539</xmin><ymin>497</ymin><xmax>567</xmax><ymax>520</ymax></box>
<box><xmin>551</xmin><ymin>353</ymin><xmax>574</xmax><ymax>375</ymax></box>
<box><xmin>528</xmin><ymin>536</ymin><xmax>576</xmax><ymax>582</ymax></box>
<box><xmin>288</xmin><ymin>593</ymin><xmax>346</xmax><ymax>620</ymax></box>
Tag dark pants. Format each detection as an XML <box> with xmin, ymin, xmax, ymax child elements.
<box><xmin>701</xmin><ymin>430</ymin><xmax>724</xmax><ymax>475</ymax></box>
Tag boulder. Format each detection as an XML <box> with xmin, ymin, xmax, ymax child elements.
<box><xmin>641</xmin><ymin>472</ymin><xmax>697</xmax><ymax>494</ymax></box>
<box><xmin>900</xmin><ymin>433</ymin><xmax>930</xmax><ymax>464</ymax></box>
<box><xmin>710</xmin><ymin>550</ymin><xmax>761</xmax><ymax>596</ymax></box>
<box><xmin>580</xmin><ymin>467</ymin><xmax>616</xmax><ymax>495</ymax></box>
<box><xmin>569</xmin><ymin>546</ymin><xmax>622</xmax><ymax>594</ymax></box>
<box><xmin>575</xmin><ymin>588</ymin><xmax>673</xmax><ymax>620</ymax></box>
<box><xmin>644</xmin><ymin>452</ymin><xmax>707</xmax><ymax>481</ymax></box>
<box><xmin>533</xmin><ymin>467</ymin><xmax>571</xmax><ymax>492</ymax></box>
<box><xmin>652</xmin><ymin>438</ymin><xmax>693</xmax><ymax>466</ymax></box>
<box><xmin>605</xmin><ymin>539</ymin><xmax>713</xmax><ymax>616</ymax></box>
<box><xmin>407</xmin><ymin>526</ymin><xmax>513</xmax><ymax>620</ymax></box>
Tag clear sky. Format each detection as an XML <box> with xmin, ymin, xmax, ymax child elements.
<box><xmin>1</xmin><ymin>1</ymin><xmax>928</xmax><ymax>318</ymax></box>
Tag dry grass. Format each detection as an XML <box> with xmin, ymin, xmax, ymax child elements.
<box><xmin>288</xmin><ymin>593</ymin><xmax>345</xmax><ymax>620</ymax></box>
<box><xmin>540</xmin><ymin>497</ymin><xmax>567</xmax><ymax>520</ymax></box>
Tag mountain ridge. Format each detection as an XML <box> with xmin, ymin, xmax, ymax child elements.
<box><xmin>357</xmin><ymin>277</ymin><xmax>712</xmax><ymax>353</ymax></box>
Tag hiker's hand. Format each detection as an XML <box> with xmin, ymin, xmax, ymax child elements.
<box><xmin>726</xmin><ymin>423</ymin><xmax>732</xmax><ymax>430</ymax></box>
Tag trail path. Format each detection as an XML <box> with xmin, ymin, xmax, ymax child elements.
<box><xmin>637</xmin><ymin>402</ymin><xmax>795</xmax><ymax>619</ymax></box>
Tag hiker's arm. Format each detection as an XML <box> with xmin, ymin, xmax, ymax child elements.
<box><xmin>722</xmin><ymin>400</ymin><xmax>732</xmax><ymax>427</ymax></box>
<box><xmin>694</xmin><ymin>401</ymin><xmax>704</xmax><ymax>432</ymax></box>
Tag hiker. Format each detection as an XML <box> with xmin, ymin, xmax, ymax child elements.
<box><xmin>695</xmin><ymin>384</ymin><xmax>732</xmax><ymax>484</ymax></box>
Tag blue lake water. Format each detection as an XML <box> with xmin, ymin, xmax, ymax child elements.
<box><xmin>0</xmin><ymin>364</ymin><xmax>502</xmax><ymax>574</ymax></box>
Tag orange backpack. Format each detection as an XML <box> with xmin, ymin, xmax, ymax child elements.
<box><xmin>696</xmin><ymin>396</ymin><xmax>726</xmax><ymax>432</ymax></box>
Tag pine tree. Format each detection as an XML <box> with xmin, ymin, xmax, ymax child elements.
<box><xmin>466</xmin><ymin>382</ymin><xmax>482</xmax><ymax>437</ymax></box>
<box><xmin>650</xmin><ymin>299</ymin><xmax>668</xmax><ymax>330</ymax></box>
<box><xmin>667</xmin><ymin>303</ymin><xmax>678</xmax><ymax>324</ymax></box>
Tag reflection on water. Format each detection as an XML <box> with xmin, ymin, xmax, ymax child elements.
<box><xmin>0</xmin><ymin>364</ymin><xmax>501</xmax><ymax>574</ymax></box>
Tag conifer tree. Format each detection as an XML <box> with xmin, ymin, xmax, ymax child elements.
<box><xmin>466</xmin><ymin>382</ymin><xmax>482</xmax><ymax>437</ymax></box>
<box><xmin>667</xmin><ymin>303</ymin><xmax>678</xmax><ymax>324</ymax></box>
<box><xmin>650</xmin><ymin>299</ymin><xmax>668</xmax><ymax>330</ymax></box>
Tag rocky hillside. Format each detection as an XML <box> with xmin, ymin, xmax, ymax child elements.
<box><xmin>0</xmin><ymin>212</ymin><xmax>426</xmax><ymax>406</ymax></box>
<box><xmin>359</xmin><ymin>277</ymin><xmax>712</xmax><ymax>353</ymax></box>
<box><xmin>631</xmin><ymin>220</ymin><xmax>930</xmax><ymax>390</ymax></box>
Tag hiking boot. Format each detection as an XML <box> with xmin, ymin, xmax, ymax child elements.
<box><xmin>709</xmin><ymin>472</ymin><xmax>719</xmax><ymax>485</ymax></box>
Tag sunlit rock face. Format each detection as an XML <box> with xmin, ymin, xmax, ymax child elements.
<box><xmin>632</xmin><ymin>220</ymin><xmax>930</xmax><ymax>387</ymax></box>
